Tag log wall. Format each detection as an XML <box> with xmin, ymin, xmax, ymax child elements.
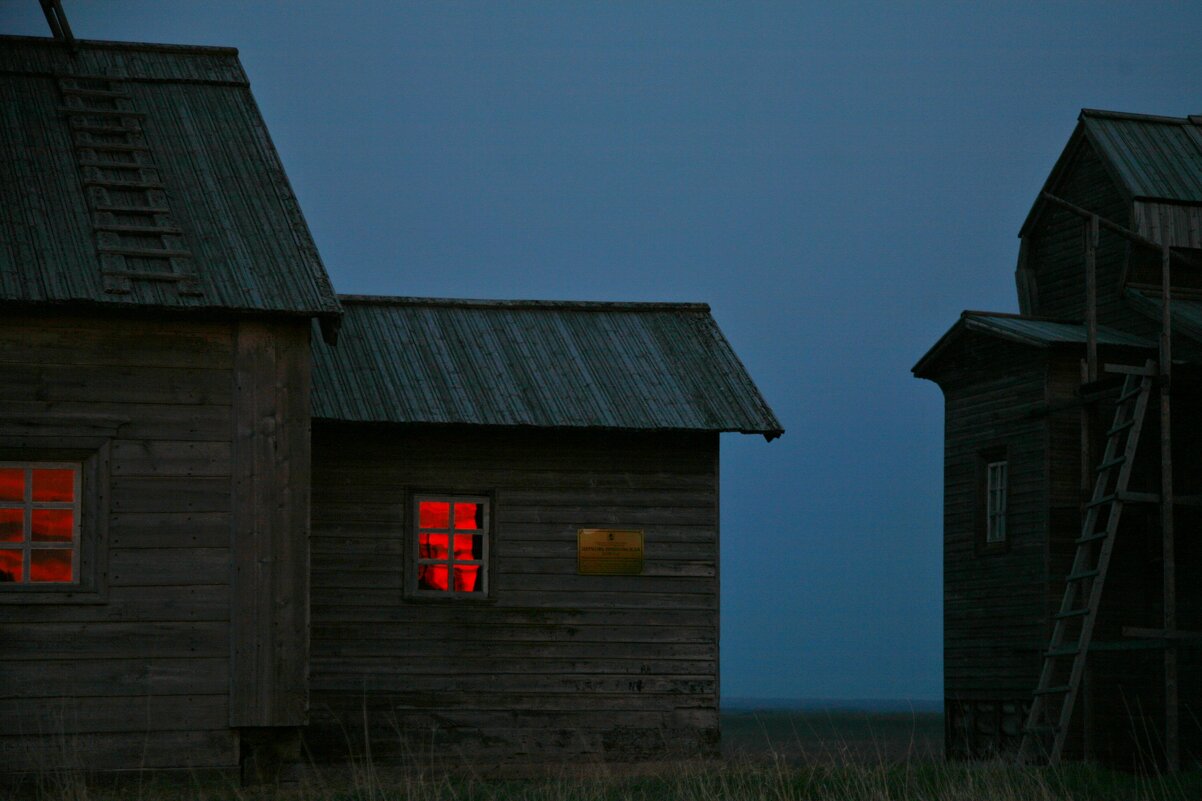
<box><xmin>0</xmin><ymin>311</ymin><xmax>310</xmax><ymax>774</ymax></box>
<box><xmin>935</xmin><ymin>336</ymin><xmax>1048</xmax><ymax>757</ymax></box>
<box><xmin>1024</xmin><ymin>139</ymin><xmax>1151</xmax><ymax>334</ymax></box>
<box><xmin>307</xmin><ymin>423</ymin><xmax>720</xmax><ymax>767</ymax></box>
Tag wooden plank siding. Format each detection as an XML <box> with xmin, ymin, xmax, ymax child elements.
<box><xmin>229</xmin><ymin>321</ymin><xmax>311</xmax><ymax>729</ymax></box>
<box><xmin>307</xmin><ymin>423</ymin><xmax>720</xmax><ymax>766</ymax></box>
<box><xmin>0</xmin><ymin>312</ymin><xmax>237</xmax><ymax>771</ymax></box>
<box><xmin>932</xmin><ymin>335</ymin><xmax>1049</xmax><ymax>756</ymax></box>
<box><xmin>0</xmin><ymin>311</ymin><xmax>312</xmax><ymax>773</ymax></box>
<box><xmin>1024</xmin><ymin>140</ymin><xmax>1158</xmax><ymax>338</ymax></box>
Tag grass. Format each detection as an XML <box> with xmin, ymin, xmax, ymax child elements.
<box><xmin>9</xmin><ymin>710</ymin><xmax>1202</xmax><ymax>801</ymax></box>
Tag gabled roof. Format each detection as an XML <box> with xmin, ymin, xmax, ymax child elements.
<box><xmin>1082</xmin><ymin>110</ymin><xmax>1202</xmax><ymax>202</ymax></box>
<box><xmin>913</xmin><ymin>311</ymin><xmax>1155</xmax><ymax>378</ymax></box>
<box><xmin>0</xmin><ymin>36</ymin><xmax>341</xmax><ymax>334</ymax></box>
<box><xmin>311</xmin><ymin>296</ymin><xmax>784</xmax><ymax>439</ymax></box>
<box><xmin>1020</xmin><ymin>109</ymin><xmax>1202</xmax><ymax>237</ymax></box>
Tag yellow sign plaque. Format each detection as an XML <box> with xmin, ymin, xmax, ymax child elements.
<box><xmin>577</xmin><ymin>529</ymin><xmax>644</xmax><ymax>575</ymax></box>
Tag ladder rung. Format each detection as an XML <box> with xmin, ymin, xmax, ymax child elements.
<box><xmin>73</xmin><ymin>141</ymin><xmax>151</xmax><ymax>153</ymax></box>
<box><xmin>1033</xmin><ymin>685</ymin><xmax>1072</xmax><ymax>696</ymax></box>
<box><xmin>1066</xmin><ymin>569</ymin><xmax>1099</xmax><ymax>582</ymax></box>
<box><xmin>83</xmin><ymin>178</ymin><xmax>164</xmax><ymax>190</ymax></box>
<box><xmin>1116</xmin><ymin>385</ymin><xmax>1145</xmax><ymax>403</ymax></box>
<box><xmin>98</xmin><ymin>246</ymin><xmax>191</xmax><ymax>259</ymax></box>
<box><xmin>60</xmin><ymin>86</ymin><xmax>130</xmax><ymax>99</ymax></box>
<box><xmin>1045</xmin><ymin>646</ymin><xmax>1080</xmax><ymax>658</ymax></box>
<box><xmin>1086</xmin><ymin>494</ymin><xmax>1117</xmax><ymax>508</ymax></box>
<box><xmin>1105</xmin><ymin>363</ymin><xmax>1158</xmax><ymax>376</ymax></box>
<box><xmin>1054</xmin><ymin>608</ymin><xmax>1090</xmax><ymax>620</ymax></box>
<box><xmin>94</xmin><ymin>204</ymin><xmax>170</xmax><ymax>215</ymax></box>
<box><xmin>1075</xmin><ymin>531</ymin><xmax>1109</xmax><ymax>545</ymax></box>
<box><xmin>93</xmin><ymin>224</ymin><xmax>182</xmax><ymax>236</ymax></box>
<box><xmin>58</xmin><ymin>106</ymin><xmax>146</xmax><ymax>118</ymax></box>
<box><xmin>1107</xmin><ymin>419</ymin><xmax>1136</xmax><ymax>436</ymax></box>
<box><xmin>1094</xmin><ymin>456</ymin><xmax>1126</xmax><ymax>473</ymax></box>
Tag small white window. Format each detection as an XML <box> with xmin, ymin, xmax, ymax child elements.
<box><xmin>986</xmin><ymin>460</ymin><xmax>1008</xmax><ymax>544</ymax></box>
<box><xmin>0</xmin><ymin>462</ymin><xmax>81</xmax><ymax>584</ymax></box>
<box><xmin>413</xmin><ymin>495</ymin><xmax>490</xmax><ymax>596</ymax></box>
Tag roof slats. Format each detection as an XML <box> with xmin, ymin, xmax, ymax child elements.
<box><xmin>311</xmin><ymin>298</ymin><xmax>783</xmax><ymax>439</ymax></box>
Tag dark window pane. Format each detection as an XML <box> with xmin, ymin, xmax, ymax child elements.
<box><xmin>418</xmin><ymin>563</ymin><xmax>448</xmax><ymax>591</ymax></box>
<box><xmin>419</xmin><ymin>533</ymin><xmax>448</xmax><ymax>559</ymax></box>
<box><xmin>32</xmin><ymin>509</ymin><xmax>73</xmax><ymax>542</ymax></box>
<box><xmin>453</xmin><ymin>534</ymin><xmax>483</xmax><ymax>560</ymax></box>
<box><xmin>0</xmin><ymin>509</ymin><xmax>22</xmax><ymax>543</ymax></box>
<box><xmin>453</xmin><ymin>565</ymin><xmax>481</xmax><ymax>592</ymax></box>
<box><xmin>0</xmin><ymin>548</ymin><xmax>21</xmax><ymax>582</ymax></box>
<box><xmin>454</xmin><ymin>502</ymin><xmax>482</xmax><ymax>530</ymax></box>
<box><xmin>0</xmin><ymin>468</ymin><xmax>22</xmax><ymax>502</ymax></box>
<box><xmin>30</xmin><ymin>549</ymin><xmax>72</xmax><ymax>582</ymax></box>
<box><xmin>32</xmin><ymin>469</ymin><xmax>74</xmax><ymax>502</ymax></box>
<box><xmin>419</xmin><ymin>501</ymin><xmax>449</xmax><ymax>530</ymax></box>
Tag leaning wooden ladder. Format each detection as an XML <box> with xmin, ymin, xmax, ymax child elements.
<box><xmin>1018</xmin><ymin>359</ymin><xmax>1157</xmax><ymax>764</ymax></box>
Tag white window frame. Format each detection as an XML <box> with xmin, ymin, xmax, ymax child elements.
<box><xmin>412</xmin><ymin>494</ymin><xmax>491</xmax><ymax>598</ymax></box>
<box><xmin>986</xmin><ymin>460</ymin><xmax>1008</xmax><ymax>544</ymax></box>
<box><xmin>0</xmin><ymin>461</ymin><xmax>82</xmax><ymax>585</ymax></box>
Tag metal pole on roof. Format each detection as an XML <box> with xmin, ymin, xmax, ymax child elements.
<box><xmin>39</xmin><ymin>0</ymin><xmax>77</xmax><ymax>50</ymax></box>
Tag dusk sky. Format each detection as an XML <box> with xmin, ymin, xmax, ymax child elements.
<box><xmin>7</xmin><ymin>2</ymin><xmax>1202</xmax><ymax>702</ymax></box>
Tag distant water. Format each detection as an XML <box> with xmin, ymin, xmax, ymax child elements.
<box><xmin>723</xmin><ymin>697</ymin><xmax>943</xmax><ymax>713</ymax></box>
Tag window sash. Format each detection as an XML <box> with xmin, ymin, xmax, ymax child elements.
<box><xmin>986</xmin><ymin>460</ymin><xmax>1007</xmax><ymax>544</ymax></box>
<box><xmin>0</xmin><ymin>461</ymin><xmax>82</xmax><ymax>584</ymax></box>
<box><xmin>413</xmin><ymin>494</ymin><xmax>490</xmax><ymax>596</ymax></box>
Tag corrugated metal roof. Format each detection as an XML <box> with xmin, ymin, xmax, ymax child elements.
<box><xmin>913</xmin><ymin>312</ymin><xmax>1155</xmax><ymax>377</ymax></box>
<box><xmin>1125</xmin><ymin>289</ymin><xmax>1202</xmax><ymax>345</ymax></box>
<box><xmin>1081</xmin><ymin>109</ymin><xmax>1202</xmax><ymax>202</ymax></box>
<box><xmin>964</xmin><ymin>313</ymin><xmax>1154</xmax><ymax>348</ymax></box>
<box><xmin>0</xmin><ymin>35</ymin><xmax>341</xmax><ymax>323</ymax></box>
<box><xmin>311</xmin><ymin>297</ymin><xmax>784</xmax><ymax>439</ymax></box>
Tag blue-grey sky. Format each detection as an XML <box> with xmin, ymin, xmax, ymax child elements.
<box><xmin>7</xmin><ymin>2</ymin><xmax>1202</xmax><ymax>702</ymax></box>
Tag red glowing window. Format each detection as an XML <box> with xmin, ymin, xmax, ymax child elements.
<box><xmin>414</xmin><ymin>495</ymin><xmax>488</xmax><ymax>595</ymax></box>
<box><xmin>0</xmin><ymin>463</ymin><xmax>80</xmax><ymax>585</ymax></box>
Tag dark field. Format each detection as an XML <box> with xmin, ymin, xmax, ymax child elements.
<box><xmin>13</xmin><ymin>709</ymin><xmax>1202</xmax><ymax>800</ymax></box>
<box><xmin>721</xmin><ymin>707</ymin><xmax>944</xmax><ymax>762</ymax></box>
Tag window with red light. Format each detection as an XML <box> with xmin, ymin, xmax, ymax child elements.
<box><xmin>0</xmin><ymin>462</ymin><xmax>81</xmax><ymax>584</ymax></box>
<box><xmin>414</xmin><ymin>495</ymin><xmax>489</xmax><ymax>596</ymax></box>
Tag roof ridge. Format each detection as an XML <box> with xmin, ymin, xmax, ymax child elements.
<box><xmin>0</xmin><ymin>34</ymin><xmax>239</xmax><ymax>56</ymax></box>
<box><xmin>1080</xmin><ymin>108</ymin><xmax>1192</xmax><ymax>126</ymax></box>
<box><xmin>337</xmin><ymin>294</ymin><xmax>712</xmax><ymax>312</ymax></box>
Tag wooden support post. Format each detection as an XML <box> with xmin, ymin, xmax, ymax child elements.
<box><xmin>1084</xmin><ymin>216</ymin><xmax>1099</xmax><ymax>383</ymax></box>
<box><xmin>1159</xmin><ymin>242</ymin><xmax>1178</xmax><ymax>773</ymax></box>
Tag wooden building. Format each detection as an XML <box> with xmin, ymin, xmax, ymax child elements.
<box><xmin>0</xmin><ymin>34</ymin><xmax>341</xmax><ymax>775</ymax></box>
<box><xmin>305</xmin><ymin>296</ymin><xmax>782</xmax><ymax>767</ymax></box>
<box><xmin>915</xmin><ymin>110</ymin><xmax>1202</xmax><ymax>769</ymax></box>
<box><xmin>0</xmin><ymin>31</ymin><xmax>781</xmax><ymax>779</ymax></box>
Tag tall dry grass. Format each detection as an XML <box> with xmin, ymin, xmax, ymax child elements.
<box><xmin>8</xmin><ymin>751</ymin><xmax>1202</xmax><ymax>801</ymax></box>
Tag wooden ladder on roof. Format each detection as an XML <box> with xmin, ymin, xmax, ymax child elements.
<box><xmin>56</xmin><ymin>74</ymin><xmax>201</xmax><ymax>296</ymax></box>
<box><xmin>1018</xmin><ymin>359</ymin><xmax>1157</xmax><ymax>765</ymax></box>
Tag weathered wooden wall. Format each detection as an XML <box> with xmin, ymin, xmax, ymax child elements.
<box><xmin>938</xmin><ymin>338</ymin><xmax>1202</xmax><ymax>764</ymax></box>
<box><xmin>1023</xmin><ymin>139</ymin><xmax>1156</xmax><ymax>337</ymax></box>
<box><xmin>1047</xmin><ymin>362</ymin><xmax>1202</xmax><ymax>768</ymax></box>
<box><xmin>935</xmin><ymin>336</ymin><xmax>1049</xmax><ymax>757</ymax></box>
<box><xmin>307</xmin><ymin>424</ymin><xmax>719</xmax><ymax>767</ymax></box>
<box><xmin>0</xmin><ymin>312</ymin><xmax>311</xmax><ymax>774</ymax></box>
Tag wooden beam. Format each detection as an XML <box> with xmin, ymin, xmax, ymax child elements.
<box><xmin>1084</xmin><ymin>217</ymin><xmax>1099</xmax><ymax>382</ymax></box>
<box><xmin>1160</xmin><ymin>242</ymin><xmax>1179</xmax><ymax>773</ymax></box>
<box><xmin>1042</xmin><ymin>192</ymin><xmax>1199</xmax><ymax>263</ymax></box>
<box><xmin>1123</xmin><ymin>627</ymin><xmax>1202</xmax><ymax>641</ymax></box>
